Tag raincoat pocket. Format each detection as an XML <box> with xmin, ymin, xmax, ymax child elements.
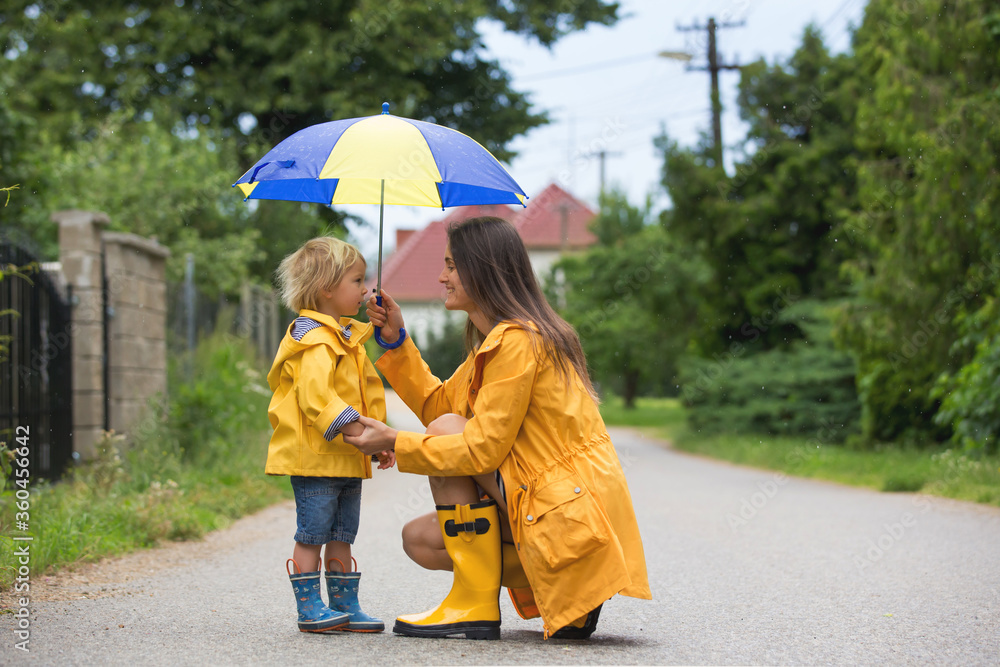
<box><xmin>303</xmin><ymin>415</ymin><xmax>354</xmax><ymax>456</ymax></box>
<box><xmin>522</xmin><ymin>472</ymin><xmax>611</xmax><ymax>572</ymax></box>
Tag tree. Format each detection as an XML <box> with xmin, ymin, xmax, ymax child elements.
<box><xmin>0</xmin><ymin>69</ymin><xmax>40</xmax><ymax>247</ymax></box>
<box><xmin>653</xmin><ymin>26</ymin><xmax>865</xmax><ymax>437</ymax></box>
<box><xmin>1</xmin><ymin>0</ymin><xmax>618</xmax><ymax>161</ymax></box>
<box><xmin>0</xmin><ymin>189</ymin><xmax>35</xmax><ymax>365</ymax></box>
<box><xmin>835</xmin><ymin>0</ymin><xmax>1000</xmax><ymax>443</ymax></box>
<box><xmin>657</xmin><ymin>26</ymin><xmax>858</xmax><ymax>355</ymax></box>
<box><xmin>17</xmin><ymin>110</ymin><xmax>266</xmax><ymax>294</ymax></box>
<box><xmin>1</xmin><ymin>0</ymin><xmax>620</xmax><ymax>286</ymax></box>
<box><xmin>556</xmin><ymin>190</ymin><xmax>709</xmax><ymax>407</ymax></box>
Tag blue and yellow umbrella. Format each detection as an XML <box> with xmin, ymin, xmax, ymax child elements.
<box><xmin>234</xmin><ymin>102</ymin><xmax>527</xmax><ymax>347</ymax></box>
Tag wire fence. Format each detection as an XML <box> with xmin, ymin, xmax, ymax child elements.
<box><xmin>166</xmin><ymin>255</ymin><xmax>291</xmax><ymax>364</ymax></box>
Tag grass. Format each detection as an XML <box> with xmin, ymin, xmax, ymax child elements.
<box><xmin>600</xmin><ymin>395</ymin><xmax>1000</xmax><ymax>508</ymax></box>
<box><xmin>600</xmin><ymin>395</ymin><xmax>688</xmax><ymax>430</ymax></box>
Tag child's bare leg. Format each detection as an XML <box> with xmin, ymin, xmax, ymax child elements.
<box><xmin>324</xmin><ymin>541</ymin><xmax>352</xmax><ymax>572</ymax></box>
<box><xmin>292</xmin><ymin>542</ymin><xmax>323</xmax><ymax>572</ymax></box>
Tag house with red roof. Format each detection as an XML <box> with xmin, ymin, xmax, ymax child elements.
<box><xmin>374</xmin><ymin>183</ymin><xmax>598</xmax><ymax>345</ymax></box>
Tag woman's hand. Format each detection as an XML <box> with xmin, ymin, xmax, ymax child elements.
<box><xmin>343</xmin><ymin>415</ymin><xmax>399</xmax><ymax>455</ymax></box>
<box><xmin>367</xmin><ymin>290</ymin><xmax>405</xmax><ymax>344</ymax></box>
<box><xmin>339</xmin><ymin>420</ymin><xmax>364</xmax><ymax>438</ymax></box>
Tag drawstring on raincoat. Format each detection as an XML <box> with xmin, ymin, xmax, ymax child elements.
<box><xmin>510</xmin><ymin>484</ymin><xmax>528</xmax><ymax>551</ymax></box>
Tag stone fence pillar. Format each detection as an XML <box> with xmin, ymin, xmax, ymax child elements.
<box><xmin>55</xmin><ymin>210</ymin><xmax>108</xmax><ymax>460</ymax></box>
<box><xmin>54</xmin><ymin>211</ymin><xmax>170</xmax><ymax>459</ymax></box>
<box><xmin>102</xmin><ymin>232</ymin><xmax>170</xmax><ymax>437</ymax></box>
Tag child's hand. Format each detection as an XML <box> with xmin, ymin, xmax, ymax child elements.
<box><xmin>375</xmin><ymin>450</ymin><xmax>396</xmax><ymax>469</ymax></box>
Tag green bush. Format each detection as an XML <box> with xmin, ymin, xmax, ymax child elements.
<box><xmin>934</xmin><ymin>303</ymin><xmax>1000</xmax><ymax>455</ymax></box>
<box><xmin>680</xmin><ymin>300</ymin><xmax>861</xmax><ymax>442</ymax></box>
<box><xmin>167</xmin><ymin>327</ymin><xmax>273</xmax><ymax>465</ymax></box>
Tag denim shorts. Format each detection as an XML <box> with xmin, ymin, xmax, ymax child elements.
<box><xmin>290</xmin><ymin>476</ymin><xmax>362</xmax><ymax>545</ymax></box>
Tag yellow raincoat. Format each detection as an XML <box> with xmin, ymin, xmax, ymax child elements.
<box><xmin>266</xmin><ymin>310</ymin><xmax>386</xmax><ymax>478</ymax></box>
<box><xmin>377</xmin><ymin>322</ymin><xmax>651</xmax><ymax>633</ymax></box>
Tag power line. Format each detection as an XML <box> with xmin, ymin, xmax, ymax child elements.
<box><xmin>519</xmin><ymin>105</ymin><xmax>712</xmax><ymax>149</ymax></box>
<box><xmin>821</xmin><ymin>0</ymin><xmax>859</xmax><ymax>31</ymax></box>
<box><xmin>518</xmin><ymin>51</ymin><xmax>660</xmax><ymax>82</ymax></box>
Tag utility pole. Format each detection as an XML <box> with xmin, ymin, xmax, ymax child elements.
<box><xmin>583</xmin><ymin>149</ymin><xmax>623</xmax><ymax>197</ymax></box>
<box><xmin>559</xmin><ymin>202</ymin><xmax>570</xmax><ymax>251</ymax></box>
<box><xmin>676</xmin><ymin>16</ymin><xmax>743</xmax><ymax>167</ymax></box>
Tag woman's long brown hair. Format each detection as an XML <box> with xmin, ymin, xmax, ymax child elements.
<box><xmin>447</xmin><ymin>216</ymin><xmax>597</xmax><ymax>400</ymax></box>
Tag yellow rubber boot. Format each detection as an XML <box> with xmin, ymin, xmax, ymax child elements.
<box><xmin>393</xmin><ymin>500</ymin><xmax>502</xmax><ymax>640</ymax></box>
<box><xmin>502</xmin><ymin>542</ymin><xmax>540</xmax><ymax>620</ymax></box>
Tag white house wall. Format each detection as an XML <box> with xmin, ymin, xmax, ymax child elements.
<box><xmin>398</xmin><ymin>301</ymin><xmax>449</xmax><ymax>348</ymax></box>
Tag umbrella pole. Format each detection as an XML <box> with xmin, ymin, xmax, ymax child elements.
<box><xmin>377</xmin><ymin>178</ymin><xmax>385</xmax><ymax>297</ymax></box>
<box><xmin>373</xmin><ymin>179</ymin><xmax>405</xmax><ymax>350</ymax></box>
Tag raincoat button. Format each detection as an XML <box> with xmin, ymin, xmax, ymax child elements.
<box><xmin>526</xmin><ymin>515</ymin><xmax>534</xmax><ymax>522</ymax></box>
<box><xmin>574</xmin><ymin>487</ymin><xmax>581</xmax><ymax>494</ymax></box>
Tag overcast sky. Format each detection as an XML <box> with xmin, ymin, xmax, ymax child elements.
<box><xmin>347</xmin><ymin>0</ymin><xmax>868</xmax><ymax>262</ymax></box>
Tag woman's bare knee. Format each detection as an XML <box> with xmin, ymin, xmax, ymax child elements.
<box><xmin>402</xmin><ymin>514</ymin><xmax>437</xmax><ymax>551</ymax></box>
<box><xmin>426</xmin><ymin>414</ymin><xmax>468</xmax><ymax>436</ymax></box>
<box><xmin>400</xmin><ymin>516</ymin><xmax>427</xmax><ymax>564</ymax></box>
<box><xmin>401</xmin><ymin>513</ymin><xmax>449</xmax><ymax>570</ymax></box>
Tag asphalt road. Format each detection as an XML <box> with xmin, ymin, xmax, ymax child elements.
<box><xmin>4</xmin><ymin>391</ymin><xmax>999</xmax><ymax>665</ymax></box>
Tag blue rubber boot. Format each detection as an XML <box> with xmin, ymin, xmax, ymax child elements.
<box><xmin>287</xmin><ymin>559</ymin><xmax>350</xmax><ymax>633</ymax></box>
<box><xmin>325</xmin><ymin>557</ymin><xmax>385</xmax><ymax>632</ymax></box>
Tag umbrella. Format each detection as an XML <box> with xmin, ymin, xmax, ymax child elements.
<box><xmin>234</xmin><ymin>102</ymin><xmax>527</xmax><ymax>348</ymax></box>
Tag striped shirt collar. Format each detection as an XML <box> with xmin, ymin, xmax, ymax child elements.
<box><xmin>292</xmin><ymin>310</ymin><xmax>367</xmax><ymax>345</ymax></box>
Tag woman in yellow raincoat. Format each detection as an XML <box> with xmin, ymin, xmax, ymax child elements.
<box><xmin>345</xmin><ymin>216</ymin><xmax>650</xmax><ymax>640</ymax></box>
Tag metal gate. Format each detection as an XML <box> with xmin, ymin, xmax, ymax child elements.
<box><xmin>1</xmin><ymin>242</ymin><xmax>74</xmax><ymax>479</ymax></box>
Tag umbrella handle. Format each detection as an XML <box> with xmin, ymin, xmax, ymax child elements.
<box><xmin>373</xmin><ymin>295</ymin><xmax>406</xmax><ymax>350</ymax></box>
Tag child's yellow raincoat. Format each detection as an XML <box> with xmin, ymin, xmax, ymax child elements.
<box><xmin>266</xmin><ymin>310</ymin><xmax>386</xmax><ymax>478</ymax></box>
<box><xmin>378</xmin><ymin>322</ymin><xmax>651</xmax><ymax>633</ymax></box>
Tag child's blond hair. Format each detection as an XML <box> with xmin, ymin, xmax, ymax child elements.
<box><xmin>276</xmin><ymin>237</ymin><xmax>365</xmax><ymax>313</ymax></box>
